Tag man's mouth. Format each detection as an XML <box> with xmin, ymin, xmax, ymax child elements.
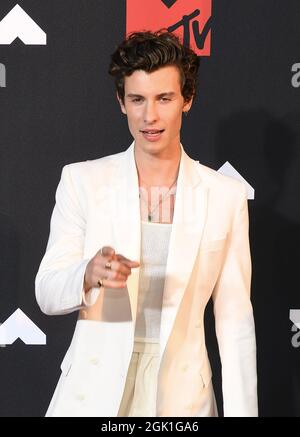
<box><xmin>140</xmin><ymin>129</ymin><xmax>165</xmax><ymax>136</ymax></box>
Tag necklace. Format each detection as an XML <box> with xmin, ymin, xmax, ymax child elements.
<box><xmin>139</xmin><ymin>172</ymin><xmax>178</xmax><ymax>222</ymax></box>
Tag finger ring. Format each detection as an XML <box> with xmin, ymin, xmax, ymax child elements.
<box><xmin>105</xmin><ymin>261</ymin><xmax>112</xmax><ymax>269</ymax></box>
<box><xmin>97</xmin><ymin>278</ymin><xmax>104</xmax><ymax>288</ymax></box>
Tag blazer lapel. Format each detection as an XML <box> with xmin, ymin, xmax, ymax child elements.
<box><xmin>112</xmin><ymin>142</ymin><xmax>141</xmax><ymax>325</ymax></box>
<box><xmin>159</xmin><ymin>147</ymin><xmax>208</xmax><ymax>361</ymax></box>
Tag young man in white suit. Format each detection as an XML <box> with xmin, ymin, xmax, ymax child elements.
<box><xmin>35</xmin><ymin>30</ymin><xmax>258</xmax><ymax>417</ymax></box>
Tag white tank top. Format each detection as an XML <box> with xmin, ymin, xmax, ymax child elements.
<box><xmin>134</xmin><ymin>220</ymin><xmax>172</xmax><ymax>343</ymax></box>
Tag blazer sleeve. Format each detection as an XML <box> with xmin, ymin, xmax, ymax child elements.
<box><xmin>212</xmin><ymin>183</ymin><xmax>258</xmax><ymax>416</ymax></box>
<box><xmin>35</xmin><ymin>164</ymin><xmax>101</xmax><ymax>316</ymax></box>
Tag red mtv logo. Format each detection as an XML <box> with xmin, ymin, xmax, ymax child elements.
<box><xmin>126</xmin><ymin>0</ymin><xmax>212</xmax><ymax>56</ymax></box>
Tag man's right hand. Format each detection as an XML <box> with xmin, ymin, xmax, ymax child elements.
<box><xmin>83</xmin><ymin>246</ymin><xmax>140</xmax><ymax>293</ymax></box>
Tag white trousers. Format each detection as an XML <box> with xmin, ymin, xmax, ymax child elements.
<box><xmin>117</xmin><ymin>338</ymin><xmax>160</xmax><ymax>417</ymax></box>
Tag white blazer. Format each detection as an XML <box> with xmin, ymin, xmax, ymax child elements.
<box><xmin>35</xmin><ymin>142</ymin><xmax>258</xmax><ymax>417</ymax></box>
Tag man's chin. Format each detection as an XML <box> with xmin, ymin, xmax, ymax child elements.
<box><xmin>136</xmin><ymin>138</ymin><xmax>164</xmax><ymax>150</ymax></box>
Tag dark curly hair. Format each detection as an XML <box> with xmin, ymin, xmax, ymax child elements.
<box><xmin>108</xmin><ymin>30</ymin><xmax>200</xmax><ymax>104</ymax></box>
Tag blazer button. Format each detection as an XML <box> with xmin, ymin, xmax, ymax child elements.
<box><xmin>90</xmin><ymin>357</ymin><xmax>100</xmax><ymax>365</ymax></box>
<box><xmin>76</xmin><ymin>393</ymin><xmax>86</xmax><ymax>402</ymax></box>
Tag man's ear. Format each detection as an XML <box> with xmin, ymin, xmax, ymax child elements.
<box><xmin>182</xmin><ymin>96</ymin><xmax>194</xmax><ymax>113</ymax></box>
<box><xmin>117</xmin><ymin>93</ymin><xmax>127</xmax><ymax>115</ymax></box>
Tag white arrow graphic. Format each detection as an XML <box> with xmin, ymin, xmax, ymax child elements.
<box><xmin>218</xmin><ymin>161</ymin><xmax>255</xmax><ymax>200</ymax></box>
<box><xmin>0</xmin><ymin>308</ymin><xmax>46</xmax><ymax>345</ymax></box>
<box><xmin>0</xmin><ymin>4</ymin><xmax>46</xmax><ymax>45</ymax></box>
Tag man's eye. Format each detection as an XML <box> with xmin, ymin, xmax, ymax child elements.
<box><xmin>160</xmin><ymin>97</ymin><xmax>171</xmax><ymax>102</ymax></box>
<box><xmin>132</xmin><ymin>98</ymin><xmax>143</xmax><ymax>103</ymax></box>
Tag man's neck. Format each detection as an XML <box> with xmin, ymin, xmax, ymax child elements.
<box><xmin>134</xmin><ymin>143</ymin><xmax>181</xmax><ymax>187</ymax></box>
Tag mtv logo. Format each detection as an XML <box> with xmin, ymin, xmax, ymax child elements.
<box><xmin>0</xmin><ymin>308</ymin><xmax>46</xmax><ymax>345</ymax></box>
<box><xmin>0</xmin><ymin>4</ymin><xmax>46</xmax><ymax>45</ymax></box>
<box><xmin>126</xmin><ymin>0</ymin><xmax>212</xmax><ymax>56</ymax></box>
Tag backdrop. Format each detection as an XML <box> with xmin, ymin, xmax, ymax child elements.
<box><xmin>0</xmin><ymin>0</ymin><xmax>299</xmax><ymax>417</ymax></box>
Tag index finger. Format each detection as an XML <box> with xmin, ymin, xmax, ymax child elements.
<box><xmin>115</xmin><ymin>254</ymin><xmax>140</xmax><ymax>267</ymax></box>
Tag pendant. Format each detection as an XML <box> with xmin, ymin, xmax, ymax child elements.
<box><xmin>148</xmin><ymin>214</ymin><xmax>152</xmax><ymax>222</ymax></box>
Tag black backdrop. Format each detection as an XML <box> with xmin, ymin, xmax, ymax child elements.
<box><xmin>0</xmin><ymin>0</ymin><xmax>299</xmax><ymax>417</ymax></box>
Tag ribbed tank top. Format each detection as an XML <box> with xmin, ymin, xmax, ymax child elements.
<box><xmin>134</xmin><ymin>220</ymin><xmax>172</xmax><ymax>343</ymax></box>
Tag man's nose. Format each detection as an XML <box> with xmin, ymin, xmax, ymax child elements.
<box><xmin>143</xmin><ymin>102</ymin><xmax>158</xmax><ymax>124</ymax></box>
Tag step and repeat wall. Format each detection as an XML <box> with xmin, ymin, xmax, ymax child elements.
<box><xmin>0</xmin><ymin>0</ymin><xmax>299</xmax><ymax>417</ymax></box>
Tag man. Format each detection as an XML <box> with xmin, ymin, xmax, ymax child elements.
<box><xmin>35</xmin><ymin>30</ymin><xmax>258</xmax><ymax>417</ymax></box>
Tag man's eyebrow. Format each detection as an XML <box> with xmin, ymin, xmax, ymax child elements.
<box><xmin>126</xmin><ymin>92</ymin><xmax>176</xmax><ymax>98</ymax></box>
<box><xmin>157</xmin><ymin>92</ymin><xmax>176</xmax><ymax>98</ymax></box>
<box><xmin>126</xmin><ymin>93</ymin><xmax>143</xmax><ymax>98</ymax></box>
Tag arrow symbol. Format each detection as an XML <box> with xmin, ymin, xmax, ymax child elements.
<box><xmin>0</xmin><ymin>309</ymin><xmax>46</xmax><ymax>345</ymax></box>
<box><xmin>0</xmin><ymin>4</ymin><xmax>46</xmax><ymax>45</ymax></box>
<box><xmin>161</xmin><ymin>0</ymin><xmax>178</xmax><ymax>9</ymax></box>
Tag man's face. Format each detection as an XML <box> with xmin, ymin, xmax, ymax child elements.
<box><xmin>118</xmin><ymin>65</ymin><xmax>193</xmax><ymax>156</ymax></box>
